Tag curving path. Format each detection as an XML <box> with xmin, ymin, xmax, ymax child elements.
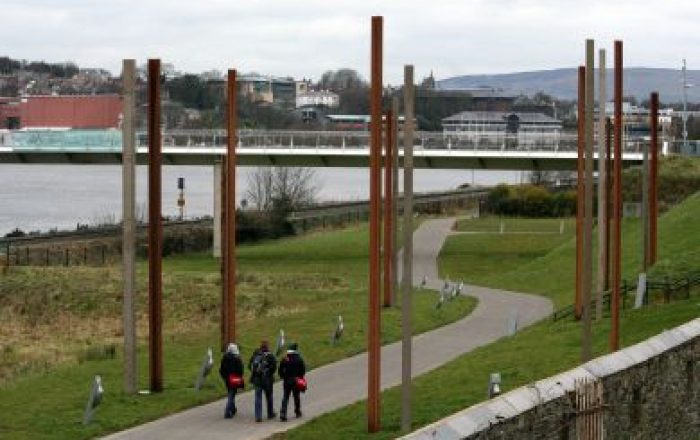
<box><xmin>102</xmin><ymin>218</ymin><xmax>553</xmax><ymax>440</ymax></box>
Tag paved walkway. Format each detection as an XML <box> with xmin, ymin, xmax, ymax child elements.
<box><xmin>103</xmin><ymin>218</ymin><xmax>553</xmax><ymax>440</ymax></box>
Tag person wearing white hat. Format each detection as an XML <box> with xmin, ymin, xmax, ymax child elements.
<box><xmin>219</xmin><ymin>343</ymin><xmax>244</xmax><ymax>418</ymax></box>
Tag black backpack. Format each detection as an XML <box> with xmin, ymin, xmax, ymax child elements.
<box><xmin>252</xmin><ymin>352</ymin><xmax>271</xmax><ymax>378</ymax></box>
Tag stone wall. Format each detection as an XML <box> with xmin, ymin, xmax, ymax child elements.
<box><xmin>402</xmin><ymin>318</ymin><xmax>700</xmax><ymax>440</ymax></box>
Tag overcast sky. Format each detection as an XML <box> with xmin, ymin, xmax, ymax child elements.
<box><xmin>3</xmin><ymin>0</ymin><xmax>698</xmax><ymax>84</ymax></box>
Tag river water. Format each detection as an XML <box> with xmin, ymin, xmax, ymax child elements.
<box><xmin>0</xmin><ymin>165</ymin><xmax>522</xmax><ymax>235</ymax></box>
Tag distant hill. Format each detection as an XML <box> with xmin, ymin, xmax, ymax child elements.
<box><xmin>439</xmin><ymin>68</ymin><xmax>700</xmax><ymax>103</ymax></box>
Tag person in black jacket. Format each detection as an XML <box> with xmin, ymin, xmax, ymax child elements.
<box><xmin>249</xmin><ymin>340</ymin><xmax>277</xmax><ymax>422</ymax></box>
<box><xmin>219</xmin><ymin>343</ymin><xmax>244</xmax><ymax>418</ymax></box>
<box><xmin>278</xmin><ymin>342</ymin><xmax>306</xmax><ymax>422</ymax></box>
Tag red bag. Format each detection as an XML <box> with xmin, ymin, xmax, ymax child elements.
<box><xmin>228</xmin><ymin>374</ymin><xmax>244</xmax><ymax>389</ymax></box>
<box><xmin>295</xmin><ymin>377</ymin><xmax>307</xmax><ymax>392</ymax></box>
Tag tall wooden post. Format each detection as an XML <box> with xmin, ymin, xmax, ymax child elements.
<box><xmin>121</xmin><ymin>59</ymin><xmax>137</xmax><ymax>394</ymax></box>
<box><xmin>611</xmin><ymin>40</ymin><xmax>623</xmax><ymax>352</ymax></box>
<box><xmin>596</xmin><ymin>48</ymin><xmax>607</xmax><ymax>321</ymax></box>
<box><xmin>368</xmin><ymin>15</ymin><xmax>383</xmax><ymax>434</ymax></box>
<box><xmin>401</xmin><ymin>65</ymin><xmax>415</xmax><ymax>433</ymax></box>
<box><xmin>224</xmin><ymin>69</ymin><xmax>237</xmax><ymax>344</ymax></box>
<box><xmin>582</xmin><ymin>39</ymin><xmax>594</xmax><ymax>362</ymax></box>
<box><xmin>575</xmin><ymin>66</ymin><xmax>585</xmax><ymax>320</ymax></box>
<box><xmin>147</xmin><ymin>58</ymin><xmax>163</xmax><ymax>392</ymax></box>
<box><xmin>649</xmin><ymin>92</ymin><xmax>659</xmax><ymax>265</ymax></box>
<box><xmin>383</xmin><ymin>109</ymin><xmax>394</xmax><ymax>307</ymax></box>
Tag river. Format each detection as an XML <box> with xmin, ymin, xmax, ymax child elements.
<box><xmin>0</xmin><ymin>165</ymin><xmax>523</xmax><ymax>235</ymax></box>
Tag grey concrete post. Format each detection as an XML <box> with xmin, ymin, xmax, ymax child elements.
<box><xmin>121</xmin><ymin>59</ymin><xmax>137</xmax><ymax>394</ymax></box>
<box><xmin>392</xmin><ymin>97</ymin><xmax>400</xmax><ymax>306</ymax></box>
<box><xmin>642</xmin><ymin>138</ymin><xmax>649</xmax><ymax>271</ymax></box>
<box><xmin>596</xmin><ymin>49</ymin><xmax>607</xmax><ymax>321</ymax></box>
<box><xmin>213</xmin><ymin>160</ymin><xmax>222</xmax><ymax>258</ymax></box>
<box><xmin>401</xmin><ymin>64</ymin><xmax>415</xmax><ymax>432</ymax></box>
<box><xmin>582</xmin><ymin>40</ymin><xmax>595</xmax><ymax>362</ymax></box>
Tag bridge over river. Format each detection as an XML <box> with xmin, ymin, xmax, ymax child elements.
<box><xmin>0</xmin><ymin>128</ymin><xmax>652</xmax><ymax>170</ymax></box>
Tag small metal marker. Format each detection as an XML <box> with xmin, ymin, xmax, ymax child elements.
<box><xmin>332</xmin><ymin>315</ymin><xmax>344</xmax><ymax>345</ymax></box>
<box><xmin>488</xmin><ymin>373</ymin><xmax>502</xmax><ymax>398</ymax></box>
<box><xmin>83</xmin><ymin>375</ymin><xmax>104</xmax><ymax>425</ymax></box>
<box><xmin>507</xmin><ymin>310</ymin><xmax>519</xmax><ymax>336</ymax></box>
<box><xmin>276</xmin><ymin>329</ymin><xmax>286</xmax><ymax>356</ymax></box>
<box><xmin>194</xmin><ymin>347</ymin><xmax>214</xmax><ymax>391</ymax></box>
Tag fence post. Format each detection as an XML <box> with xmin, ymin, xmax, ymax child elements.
<box><xmin>84</xmin><ymin>247</ymin><xmax>88</xmax><ymax>265</ymax></box>
<box><xmin>65</xmin><ymin>248</ymin><xmax>69</xmax><ymax>267</ymax></box>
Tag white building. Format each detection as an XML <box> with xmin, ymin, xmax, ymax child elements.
<box><xmin>296</xmin><ymin>91</ymin><xmax>340</xmax><ymax>109</ymax></box>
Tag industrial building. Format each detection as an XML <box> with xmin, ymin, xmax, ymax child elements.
<box><xmin>0</xmin><ymin>95</ymin><xmax>122</xmax><ymax>129</ymax></box>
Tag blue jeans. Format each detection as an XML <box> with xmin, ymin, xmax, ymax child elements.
<box><xmin>224</xmin><ymin>389</ymin><xmax>237</xmax><ymax>418</ymax></box>
<box><xmin>254</xmin><ymin>385</ymin><xmax>274</xmax><ymax>420</ymax></box>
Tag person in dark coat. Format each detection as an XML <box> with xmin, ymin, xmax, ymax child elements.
<box><xmin>249</xmin><ymin>340</ymin><xmax>277</xmax><ymax>422</ymax></box>
<box><xmin>278</xmin><ymin>342</ymin><xmax>306</xmax><ymax>421</ymax></box>
<box><xmin>219</xmin><ymin>343</ymin><xmax>244</xmax><ymax>418</ymax></box>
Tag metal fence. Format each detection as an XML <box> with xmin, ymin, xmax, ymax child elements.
<box><xmin>552</xmin><ymin>270</ymin><xmax>700</xmax><ymax>321</ymax></box>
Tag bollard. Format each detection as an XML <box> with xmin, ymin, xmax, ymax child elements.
<box><xmin>83</xmin><ymin>375</ymin><xmax>104</xmax><ymax>425</ymax></box>
<box><xmin>488</xmin><ymin>373</ymin><xmax>502</xmax><ymax>398</ymax></box>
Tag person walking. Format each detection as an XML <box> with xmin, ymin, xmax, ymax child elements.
<box><xmin>249</xmin><ymin>340</ymin><xmax>277</xmax><ymax>422</ymax></box>
<box><xmin>219</xmin><ymin>343</ymin><xmax>244</xmax><ymax>419</ymax></box>
<box><xmin>278</xmin><ymin>342</ymin><xmax>306</xmax><ymax>422</ymax></box>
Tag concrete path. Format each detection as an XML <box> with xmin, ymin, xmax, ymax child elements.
<box><xmin>102</xmin><ymin>218</ymin><xmax>553</xmax><ymax>440</ymax></box>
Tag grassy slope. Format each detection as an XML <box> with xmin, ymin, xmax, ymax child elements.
<box><xmin>0</xmin><ymin>222</ymin><xmax>475</xmax><ymax>440</ymax></box>
<box><xmin>282</xmin><ymin>192</ymin><xmax>700</xmax><ymax>439</ymax></box>
<box><xmin>441</xmin><ymin>192</ymin><xmax>700</xmax><ymax>308</ymax></box>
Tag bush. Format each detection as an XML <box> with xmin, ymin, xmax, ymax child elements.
<box><xmin>486</xmin><ymin>184</ymin><xmax>576</xmax><ymax>217</ymax></box>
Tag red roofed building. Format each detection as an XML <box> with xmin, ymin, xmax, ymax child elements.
<box><xmin>0</xmin><ymin>95</ymin><xmax>122</xmax><ymax>129</ymax></box>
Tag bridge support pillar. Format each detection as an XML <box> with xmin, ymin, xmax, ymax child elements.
<box><xmin>213</xmin><ymin>160</ymin><xmax>222</xmax><ymax>258</ymax></box>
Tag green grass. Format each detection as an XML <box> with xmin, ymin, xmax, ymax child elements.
<box><xmin>279</xmin><ymin>297</ymin><xmax>700</xmax><ymax>440</ymax></box>
<box><xmin>441</xmin><ymin>192</ymin><xmax>700</xmax><ymax>308</ymax></box>
<box><xmin>279</xmin><ymin>192</ymin><xmax>700</xmax><ymax>439</ymax></box>
<box><xmin>454</xmin><ymin>216</ymin><xmax>575</xmax><ymax>234</ymax></box>
<box><xmin>0</xmin><ymin>222</ymin><xmax>476</xmax><ymax>440</ymax></box>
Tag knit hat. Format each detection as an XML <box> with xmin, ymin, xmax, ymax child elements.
<box><xmin>226</xmin><ymin>343</ymin><xmax>240</xmax><ymax>355</ymax></box>
<box><xmin>288</xmin><ymin>342</ymin><xmax>298</xmax><ymax>351</ymax></box>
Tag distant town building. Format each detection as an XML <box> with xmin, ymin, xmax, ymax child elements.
<box><xmin>592</xmin><ymin>102</ymin><xmax>673</xmax><ymax>139</ymax></box>
<box><xmin>238</xmin><ymin>74</ymin><xmax>296</xmax><ymax>109</ymax></box>
<box><xmin>442</xmin><ymin>111</ymin><xmax>562</xmax><ymax>149</ymax></box>
<box><xmin>0</xmin><ymin>95</ymin><xmax>122</xmax><ymax>129</ymax></box>
<box><xmin>296</xmin><ymin>91</ymin><xmax>339</xmax><ymax>109</ymax></box>
<box><xmin>417</xmin><ymin>71</ymin><xmax>515</xmax><ymax>112</ymax></box>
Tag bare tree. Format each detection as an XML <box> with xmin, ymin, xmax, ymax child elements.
<box><xmin>245</xmin><ymin>167</ymin><xmax>319</xmax><ymax>212</ymax></box>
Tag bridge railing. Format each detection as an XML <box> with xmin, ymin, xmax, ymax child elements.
<box><xmin>2</xmin><ymin>128</ymin><xmax>652</xmax><ymax>154</ymax></box>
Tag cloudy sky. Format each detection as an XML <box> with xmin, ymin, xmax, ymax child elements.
<box><xmin>3</xmin><ymin>0</ymin><xmax>698</xmax><ymax>83</ymax></box>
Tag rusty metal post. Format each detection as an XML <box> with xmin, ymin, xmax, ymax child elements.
<box><xmin>582</xmin><ymin>39</ymin><xmax>595</xmax><ymax>362</ymax></box>
<box><xmin>383</xmin><ymin>109</ymin><xmax>394</xmax><ymax>307</ymax></box>
<box><xmin>401</xmin><ymin>65</ymin><xmax>414</xmax><ymax>433</ymax></box>
<box><xmin>224</xmin><ymin>69</ymin><xmax>237</xmax><ymax>344</ymax></box>
<box><xmin>147</xmin><ymin>58</ymin><xmax>163</xmax><ymax>392</ymax></box>
<box><xmin>391</xmin><ymin>97</ymin><xmax>400</xmax><ymax>311</ymax></box>
<box><xmin>649</xmin><ymin>92</ymin><xmax>659</xmax><ymax>265</ymax></box>
<box><xmin>611</xmin><ymin>41</ymin><xmax>623</xmax><ymax>352</ymax></box>
<box><xmin>368</xmin><ymin>15</ymin><xmax>383</xmax><ymax>434</ymax></box>
<box><xmin>575</xmin><ymin>65</ymin><xmax>585</xmax><ymax>320</ymax></box>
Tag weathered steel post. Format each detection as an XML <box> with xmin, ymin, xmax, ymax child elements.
<box><xmin>147</xmin><ymin>58</ymin><xmax>163</xmax><ymax>392</ymax></box>
<box><xmin>224</xmin><ymin>69</ymin><xmax>237</xmax><ymax>344</ymax></box>
<box><xmin>596</xmin><ymin>48</ymin><xmax>607</xmax><ymax>321</ymax></box>
<box><xmin>368</xmin><ymin>15</ymin><xmax>383</xmax><ymax>433</ymax></box>
<box><xmin>582</xmin><ymin>39</ymin><xmax>594</xmax><ymax>362</ymax></box>
<box><xmin>121</xmin><ymin>59</ymin><xmax>137</xmax><ymax>394</ymax></box>
<box><xmin>575</xmin><ymin>65</ymin><xmax>585</xmax><ymax>320</ymax></box>
<box><xmin>611</xmin><ymin>40</ymin><xmax>623</xmax><ymax>352</ymax></box>
<box><xmin>383</xmin><ymin>108</ymin><xmax>394</xmax><ymax>307</ymax></box>
<box><xmin>391</xmin><ymin>97</ymin><xmax>400</xmax><ymax>310</ymax></box>
<box><xmin>401</xmin><ymin>65</ymin><xmax>415</xmax><ymax>433</ymax></box>
<box><xmin>649</xmin><ymin>92</ymin><xmax>659</xmax><ymax>265</ymax></box>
